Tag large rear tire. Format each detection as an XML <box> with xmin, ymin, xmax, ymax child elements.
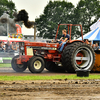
<box><xmin>61</xmin><ymin>42</ymin><xmax>95</xmax><ymax>73</ymax></box>
<box><xmin>28</xmin><ymin>56</ymin><xmax>45</xmax><ymax>73</ymax></box>
<box><xmin>11</xmin><ymin>55</ymin><xmax>27</xmax><ymax>72</ymax></box>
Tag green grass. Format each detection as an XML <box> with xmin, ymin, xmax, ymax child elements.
<box><xmin>0</xmin><ymin>64</ymin><xmax>11</xmax><ymax>67</ymax></box>
<box><xmin>0</xmin><ymin>74</ymin><xmax>100</xmax><ymax>81</ymax></box>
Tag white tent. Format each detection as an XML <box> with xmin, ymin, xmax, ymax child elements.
<box><xmin>90</xmin><ymin>18</ymin><xmax>100</xmax><ymax>31</ymax></box>
<box><xmin>78</xmin><ymin>18</ymin><xmax>100</xmax><ymax>41</ymax></box>
<box><xmin>77</xmin><ymin>27</ymin><xmax>100</xmax><ymax>41</ymax></box>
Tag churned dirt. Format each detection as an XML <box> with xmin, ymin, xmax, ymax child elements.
<box><xmin>0</xmin><ymin>79</ymin><xmax>100</xmax><ymax>100</ymax></box>
<box><xmin>0</xmin><ymin>68</ymin><xmax>100</xmax><ymax>100</ymax></box>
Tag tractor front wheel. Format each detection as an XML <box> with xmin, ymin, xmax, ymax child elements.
<box><xmin>28</xmin><ymin>56</ymin><xmax>45</xmax><ymax>73</ymax></box>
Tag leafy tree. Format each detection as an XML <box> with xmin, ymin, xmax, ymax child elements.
<box><xmin>36</xmin><ymin>0</ymin><xmax>100</xmax><ymax>39</ymax></box>
<box><xmin>35</xmin><ymin>0</ymin><xmax>74</xmax><ymax>39</ymax></box>
<box><xmin>0</xmin><ymin>0</ymin><xmax>18</xmax><ymax>36</ymax></box>
<box><xmin>74</xmin><ymin>0</ymin><xmax>100</xmax><ymax>38</ymax></box>
<box><xmin>0</xmin><ymin>0</ymin><xmax>16</xmax><ymax>18</ymax></box>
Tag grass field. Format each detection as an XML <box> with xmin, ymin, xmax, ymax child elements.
<box><xmin>0</xmin><ymin>64</ymin><xmax>11</xmax><ymax>67</ymax></box>
<box><xmin>0</xmin><ymin>74</ymin><xmax>100</xmax><ymax>81</ymax></box>
<box><xmin>0</xmin><ymin>64</ymin><xmax>100</xmax><ymax>81</ymax></box>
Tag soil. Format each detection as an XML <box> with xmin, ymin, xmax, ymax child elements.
<box><xmin>0</xmin><ymin>68</ymin><xmax>100</xmax><ymax>100</ymax></box>
<box><xmin>0</xmin><ymin>79</ymin><xmax>100</xmax><ymax>100</ymax></box>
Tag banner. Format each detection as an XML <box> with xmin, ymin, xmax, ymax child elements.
<box><xmin>8</xmin><ymin>24</ymin><xmax>23</xmax><ymax>39</ymax></box>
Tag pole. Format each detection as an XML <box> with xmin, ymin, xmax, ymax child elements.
<box><xmin>34</xmin><ymin>25</ymin><xmax>36</xmax><ymax>40</ymax></box>
<box><xmin>6</xmin><ymin>13</ymin><xmax>9</xmax><ymax>39</ymax></box>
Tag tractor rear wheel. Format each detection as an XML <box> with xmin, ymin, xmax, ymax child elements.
<box><xmin>61</xmin><ymin>42</ymin><xmax>95</xmax><ymax>73</ymax></box>
<box><xmin>28</xmin><ymin>56</ymin><xmax>45</xmax><ymax>73</ymax></box>
<box><xmin>11</xmin><ymin>55</ymin><xmax>27</xmax><ymax>72</ymax></box>
<box><xmin>45</xmin><ymin>61</ymin><xmax>65</xmax><ymax>72</ymax></box>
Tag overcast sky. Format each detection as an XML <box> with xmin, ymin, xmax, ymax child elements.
<box><xmin>12</xmin><ymin>0</ymin><xmax>79</xmax><ymax>35</ymax></box>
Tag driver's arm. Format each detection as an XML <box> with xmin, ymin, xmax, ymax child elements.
<box><xmin>59</xmin><ymin>37</ymin><xmax>63</xmax><ymax>41</ymax></box>
<box><xmin>63</xmin><ymin>38</ymin><xmax>68</xmax><ymax>42</ymax></box>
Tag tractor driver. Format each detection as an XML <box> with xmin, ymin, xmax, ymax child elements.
<box><xmin>58</xmin><ymin>29</ymin><xmax>70</xmax><ymax>52</ymax></box>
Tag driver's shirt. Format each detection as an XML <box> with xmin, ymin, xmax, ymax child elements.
<box><xmin>62</xmin><ymin>34</ymin><xmax>70</xmax><ymax>40</ymax></box>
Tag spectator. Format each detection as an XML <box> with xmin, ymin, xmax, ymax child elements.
<box><xmin>89</xmin><ymin>41</ymin><xmax>92</xmax><ymax>46</ymax></box>
<box><xmin>94</xmin><ymin>43</ymin><xmax>99</xmax><ymax>50</ymax></box>
<box><xmin>92</xmin><ymin>44</ymin><xmax>95</xmax><ymax>50</ymax></box>
<box><xmin>6</xmin><ymin>41</ymin><xmax>11</xmax><ymax>52</ymax></box>
<box><xmin>1</xmin><ymin>42</ymin><xmax>6</xmax><ymax>51</ymax></box>
<box><xmin>84</xmin><ymin>39</ymin><xmax>90</xmax><ymax>44</ymax></box>
<box><xmin>16</xmin><ymin>42</ymin><xmax>19</xmax><ymax>48</ymax></box>
<box><xmin>11</xmin><ymin>42</ymin><xmax>17</xmax><ymax>51</ymax></box>
<box><xmin>0</xmin><ymin>42</ymin><xmax>4</xmax><ymax>52</ymax></box>
<box><xmin>16</xmin><ymin>42</ymin><xmax>19</xmax><ymax>52</ymax></box>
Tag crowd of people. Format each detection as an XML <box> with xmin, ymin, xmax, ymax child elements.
<box><xmin>0</xmin><ymin>38</ymin><xmax>99</xmax><ymax>53</ymax></box>
<box><xmin>84</xmin><ymin>39</ymin><xmax>100</xmax><ymax>51</ymax></box>
<box><xmin>0</xmin><ymin>41</ymin><xmax>18</xmax><ymax>52</ymax></box>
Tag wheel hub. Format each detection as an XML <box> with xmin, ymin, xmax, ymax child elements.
<box><xmin>74</xmin><ymin>48</ymin><xmax>91</xmax><ymax>69</ymax></box>
<box><xmin>34</xmin><ymin>60</ymin><xmax>41</xmax><ymax>70</ymax></box>
<box><xmin>76</xmin><ymin>52</ymin><xmax>84</xmax><ymax>65</ymax></box>
<box><xmin>17</xmin><ymin>64</ymin><xmax>24</xmax><ymax>68</ymax></box>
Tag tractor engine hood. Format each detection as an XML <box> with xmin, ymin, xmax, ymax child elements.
<box><xmin>25</xmin><ymin>42</ymin><xmax>59</xmax><ymax>50</ymax></box>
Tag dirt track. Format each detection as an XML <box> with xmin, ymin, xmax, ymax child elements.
<box><xmin>0</xmin><ymin>67</ymin><xmax>69</xmax><ymax>76</ymax></box>
<box><xmin>0</xmin><ymin>80</ymin><xmax>100</xmax><ymax>100</ymax></box>
<box><xmin>0</xmin><ymin>67</ymin><xmax>100</xmax><ymax>100</ymax></box>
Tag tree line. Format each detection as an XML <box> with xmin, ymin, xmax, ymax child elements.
<box><xmin>0</xmin><ymin>0</ymin><xmax>100</xmax><ymax>39</ymax></box>
<box><xmin>35</xmin><ymin>0</ymin><xmax>100</xmax><ymax>39</ymax></box>
<box><xmin>0</xmin><ymin>0</ymin><xmax>16</xmax><ymax>18</ymax></box>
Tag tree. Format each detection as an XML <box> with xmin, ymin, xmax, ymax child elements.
<box><xmin>0</xmin><ymin>0</ymin><xmax>18</xmax><ymax>36</ymax></box>
<box><xmin>74</xmin><ymin>0</ymin><xmax>100</xmax><ymax>38</ymax></box>
<box><xmin>35</xmin><ymin>0</ymin><xmax>74</xmax><ymax>39</ymax></box>
<box><xmin>0</xmin><ymin>0</ymin><xmax>16</xmax><ymax>18</ymax></box>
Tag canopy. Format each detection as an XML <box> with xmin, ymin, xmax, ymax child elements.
<box><xmin>78</xmin><ymin>18</ymin><xmax>100</xmax><ymax>41</ymax></box>
<box><xmin>90</xmin><ymin>18</ymin><xmax>100</xmax><ymax>31</ymax></box>
<box><xmin>77</xmin><ymin>27</ymin><xmax>100</xmax><ymax>41</ymax></box>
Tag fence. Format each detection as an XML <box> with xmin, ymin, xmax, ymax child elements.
<box><xmin>0</xmin><ymin>51</ymin><xmax>18</xmax><ymax>63</ymax></box>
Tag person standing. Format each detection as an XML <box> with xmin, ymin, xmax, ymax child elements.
<box><xmin>6</xmin><ymin>41</ymin><xmax>11</xmax><ymax>52</ymax></box>
<box><xmin>0</xmin><ymin>42</ymin><xmax>4</xmax><ymax>52</ymax></box>
<box><xmin>2</xmin><ymin>42</ymin><xmax>6</xmax><ymax>52</ymax></box>
<box><xmin>84</xmin><ymin>39</ymin><xmax>90</xmax><ymax>44</ymax></box>
<box><xmin>11</xmin><ymin>42</ymin><xmax>17</xmax><ymax>51</ymax></box>
<box><xmin>94</xmin><ymin>43</ymin><xmax>99</xmax><ymax>50</ymax></box>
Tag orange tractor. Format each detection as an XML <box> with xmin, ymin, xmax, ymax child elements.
<box><xmin>11</xmin><ymin>24</ymin><xmax>96</xmax><ymax>73</ymax></box>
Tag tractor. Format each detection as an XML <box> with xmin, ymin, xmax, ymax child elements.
<box><xmin>11</xmin><ymin>24</ymin><xmax>95</xmax><ymax>73</ymax></box>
